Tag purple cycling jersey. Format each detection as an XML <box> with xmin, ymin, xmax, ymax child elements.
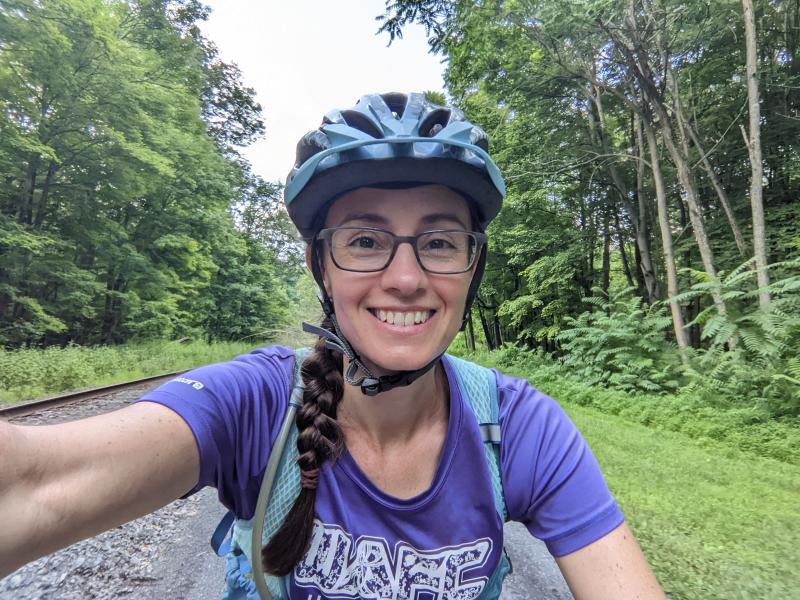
<box><xmin>139</xmin><ymin>345</ymin><xmax>623</xmax><ymax>598</ymax></box>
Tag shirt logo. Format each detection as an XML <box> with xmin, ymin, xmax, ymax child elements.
<box><xmin>171</xmin><ymin>376</ymin><xmax>204</xmax><ymax>390</ymax></box>
<box><xmin>295</xmin><ymin>520</ymin><xmax>492</xmax><ymax>599</ymax></box>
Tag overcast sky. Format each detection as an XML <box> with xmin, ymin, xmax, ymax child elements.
<box><xmin>201</xmin><ymin>0</ymin><xmax>446</xmax><ymax>183</ymax></box>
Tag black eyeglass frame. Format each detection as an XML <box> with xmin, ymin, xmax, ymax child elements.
<box><xmin>315</xmin><ymin>227</ymin><xmax>488</xmax><ymax>274</ymax></box>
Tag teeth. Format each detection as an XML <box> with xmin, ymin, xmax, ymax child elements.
<box><xmin>374</xmin><ymin>310</ymin><xmax>431</xmax><ymax>326</ymax></box>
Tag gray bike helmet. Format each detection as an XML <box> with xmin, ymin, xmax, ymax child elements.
<box><xmin>286</xmin><ymin>92</ymin><xmax>506</xmax><ymax>395</ymax></box>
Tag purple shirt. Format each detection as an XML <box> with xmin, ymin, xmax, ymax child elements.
<box><xmin>139</xmin><ymin>345</ymin><xmax>623</xmax><ymax>598</ymax></box>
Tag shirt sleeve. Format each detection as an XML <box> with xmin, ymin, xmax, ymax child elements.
<box><xmin>496</xmin><ymin>371</ymin><xmax>624</xmax><ymax>557</ymax></box>
<box><xmin>135</xmin><ymin>345</ymin><xmax>296</xmax><ymax>519</ymax></box>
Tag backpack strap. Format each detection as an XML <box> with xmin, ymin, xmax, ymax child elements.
<box><xmin>444</xmin><ymin>354</ymin><xmax>507</xmax><ymax>521</ymax></box>
<box><xmin>249</xmin><ymin>347</ymin><xmax>309</xmax><ymax>600</ymax></box>
<box><xmin>211</xmin><ymin>348</ymin><xmax>309</xmax><ymax>600</ymax></box>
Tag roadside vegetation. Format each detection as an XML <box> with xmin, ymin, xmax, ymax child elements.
<box><xmin>570</xmin><ymin>402</ymin><xmax>798</xmax><ymax>600</ymax></box>
<box><xmin>0</xmin><ymin>340</ymin><xmax>258</xmax><ymax>404</ymax></box>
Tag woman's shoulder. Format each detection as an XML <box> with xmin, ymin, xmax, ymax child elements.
<box><xmin>138</xmin><ymin>344</ymin><xmax>301</xmax><ymax>416</ymax></box>
<box><xmin>181</xmin><ymin>344</ymin><xmax>297</xmax><ymax>391</ymax></box>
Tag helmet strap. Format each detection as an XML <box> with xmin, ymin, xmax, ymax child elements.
<box><xmin>460</xmin><ymin>242</ymin><xmax>488</xmax><ymax>330</ymax></box>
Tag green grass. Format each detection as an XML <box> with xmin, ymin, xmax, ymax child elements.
<box><xmin>569</xmin><ymin>404</ymin><xmax>799</xmax><ymax>600</ymax></box>
<box><xmin>0</xmin><ymin>339</ymin><xmax>268</xmax><ymax>404</ymax></box>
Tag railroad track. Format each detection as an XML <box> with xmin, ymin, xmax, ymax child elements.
<box><xmin>0</xmin><ymin>371</ymin><xmax>183</xmax><ymax>420</ymax></box>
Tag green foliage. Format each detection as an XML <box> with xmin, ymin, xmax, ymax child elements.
<box><xmin>557</xmin><ymin>287</ymin><xmax>683</xmax><ymax>393</ymax></box>
<box><xmin>674</xmin><ymin>256</ymin><xmax>800</xmax><ymax>417</ymax></box>
<box><xmin>0</xmin><ymin>340</ymin><xmax>260</xmax><ymax>403</ymax></box>
<box><xmin>457</xmin><ymin>344</ymin><xmax>800</xmax><ymax>598</ymax></box>
<box><xmin>570</xmin><ymin>403</ymin><xmax>800</xmax><ymax>600</ymax></box>
<box><xmin>466</xmin><ymin>344</ymin><xmax>800</xmax><ymax>465</ymax></box>
<box><xmin>0</xmin><ymin>0</ymin><xmax>298</xmax><ymax>347</ymax></box>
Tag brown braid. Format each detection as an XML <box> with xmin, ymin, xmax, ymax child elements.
<box><xmin>261</xmin><ymin>316</ymin><xmax>345</xmax><ymax>575</ymax></box>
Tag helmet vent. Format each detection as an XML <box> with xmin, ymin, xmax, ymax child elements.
<box><xmin>340</xmin><ymin>110</ymin><xmax>383</xmax><ymax>139</ymax></box>
<box><xmin>420</xmin><ymin>108</ymin><xmax>451</xmax><ymax>138</ymax></box>
<box><xmin>382</xmin><ymin>92</ymin><xmax>407</xmax><ymax>119</ymax></box>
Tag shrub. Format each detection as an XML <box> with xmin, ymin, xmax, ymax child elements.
<box><xmin>556</xmin><ymin>287</ymin><xmax>684</xmax><ymax>394</ymax></box>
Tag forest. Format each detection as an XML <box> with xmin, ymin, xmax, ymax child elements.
<box><xmin>0</xmin><ymin>0</ymin><xmax>302</xmax><ymax>349</ymax></box>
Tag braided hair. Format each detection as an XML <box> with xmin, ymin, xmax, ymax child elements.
<box><xmin>261</xmin><ymin>315</ymin><xmax>345</xmax><ymax>575</ymax></box>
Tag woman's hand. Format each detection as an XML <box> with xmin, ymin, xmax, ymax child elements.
<box><xmin>0</xmin><ymin>402</ymin><xmax>199</xmax><ymax>577</ymax></box>
<box><xmin>555</xmin><ymin>522</ymin><xmax>667</xmax><ymax>600</ymax></box>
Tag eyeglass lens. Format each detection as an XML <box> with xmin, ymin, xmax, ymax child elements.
<box><xmin>328</xmin><ymin>228</ymin><xmax>478</xmax><ymax>273</ymax></box>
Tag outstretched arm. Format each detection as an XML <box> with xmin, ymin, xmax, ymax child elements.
<box><xmin>0</xmin><ymin>402</ymin><xmax>199</xmax><ymax>577</ymax></box>
<box><xmin>555</xmin><ymin>522</ymin><xmax>666</xmax><ymax>600</ymax></box>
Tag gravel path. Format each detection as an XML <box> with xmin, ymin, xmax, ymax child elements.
<box><xmin>1</xmin><ymin>382</ymin><xmax>573</xmax><ymax>599</ymax></box>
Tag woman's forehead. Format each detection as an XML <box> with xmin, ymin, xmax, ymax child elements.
<box><xmin>324</xmin><ymin>185</ymin><xmax>471</xmax><ymax>229</ymax></box>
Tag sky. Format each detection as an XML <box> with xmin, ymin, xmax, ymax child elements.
<box><xmin>200</xmin><ymin>0</ymin><xmax>446</xmax><ymax>183</ymax></box>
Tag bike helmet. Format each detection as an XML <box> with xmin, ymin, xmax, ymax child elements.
<box><xmin>286</xmin><ymin>92</ymin><xmax>506</xmax><ymax>395</ymax></box>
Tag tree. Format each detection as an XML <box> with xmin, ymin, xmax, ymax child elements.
<box><xmin>741</xmin><ymin>0</ymin><xmax>770</xmax><ymax>307</ymax></box>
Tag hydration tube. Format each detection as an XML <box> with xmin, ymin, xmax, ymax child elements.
<box><xmin>251</xmin><ymin>380</ymin><xmax>306</xmax><ymax>600</ymax></box>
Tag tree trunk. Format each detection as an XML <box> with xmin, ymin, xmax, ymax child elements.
<box><xmin>477</xmin><ymin>305</ymin><xmax>495</xmax><ymax>350</ymax></box>
<box><xmin>615</xmin><ymin>3</ymin><xmax>729</xmax><ymax>324</ymax></box>
<box><xmin>465</xmin><ymin>311</ymin><xmax>476</xmax><ymax>352</ymax></box>
<box><xmin>586</xmin><ymin>83</ymin><xmax>659</xmax><ymax>302</ymax></box>
<box><xmin>683</xmin><ymin>123</ymin><xmax>748</xmax><ymax>257</ymax></box>
<box><xmin>613</xmin><ymin>207</ymin><xmax>636</xmax><ymax>290</ymax></box>
<box><xmin>492</xmin><ymin>314</ymin><xmax>503</xmax><ymax>347</ymax></box>
<box><xmin>742</xmin><ymin>0</ymin><xmax>771</xmax><ymax>307</ymax></box>
<box><xmin>601</xmin><ymin>207</ymin><xmax>611</xmax><ymax>296</ymax></box>
<box><xmin>643</xmin><ymin>118</ymin><xmax>690</xmax><ymax>353</ymax></box>
<box><xmin>633</xmin><ymin>114</ymin><xmax>654</xmax><ymax>298</ymax></box>
<box><xmin>18</xmin><ymin>155</ymin><xmax>39</xmax><ymax>225</ymax></box>
<box><xmin>33</xmin><ymin>162</ymin><xmax>58</xmax><ymax>230</ymax></box>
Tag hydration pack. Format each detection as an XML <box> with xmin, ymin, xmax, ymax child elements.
<box><xmin>210</xmin><ymin>348</ymin><xmax>510</xmax><ymax>600</ymax></box>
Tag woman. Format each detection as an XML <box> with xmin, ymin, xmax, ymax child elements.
<box><xmin>0</xmin><ymin>92</ymin><xmax>666</xmax><ymax>599</ymax></box>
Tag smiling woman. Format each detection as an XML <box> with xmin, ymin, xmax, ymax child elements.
<box><xmin>0</xmin><ymin>93</ymin><xmax>667</xmax><ymax>600</ymax></box>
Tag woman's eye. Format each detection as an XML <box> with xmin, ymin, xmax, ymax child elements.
<box><xmin>424</xmin><ymin>237</ymin><xmax>456</xmax><ymax>250</ymax></box>
<box><xmin>348</xmin><ymin>235</ymin><xmax>381</xmax><ymax>249</ymax></box>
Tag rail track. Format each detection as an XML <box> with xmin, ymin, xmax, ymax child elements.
<box><xmin>0</xmin><ymin>371</ymin><xmax>183</xmax><ymax>420</ymax></box>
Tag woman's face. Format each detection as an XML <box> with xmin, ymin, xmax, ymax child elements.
<box><xmin>312</xmin><ymin>185</ymin><xmax>476</xmax><ymax>374</ymax></box>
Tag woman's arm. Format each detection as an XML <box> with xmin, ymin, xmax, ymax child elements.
<box><xmin>555</xmin><ymin>522</ymin><xmax>666</xmax><ymax>600</ymax></box>
<box><xmin>0</xmin><ymin>402</ymin><xmax>199</xmax><ymax>577</ymax></box>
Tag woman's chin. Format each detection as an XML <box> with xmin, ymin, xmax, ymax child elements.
<box><xmin>357</xmin><ymin>348</ymin><xmax>444</xmax><ymax>378</ymax></box>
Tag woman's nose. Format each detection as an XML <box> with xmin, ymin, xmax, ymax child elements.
<box><xmin>380</xmin><ymin>241</ymin><xmax>428</xmax><ymax>293</ymax></box>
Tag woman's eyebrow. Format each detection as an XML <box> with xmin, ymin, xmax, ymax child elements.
<box><xmin>335</xmin><ymin>212</ymin><xmax>468</xmax><ymax>229</ymax></box>
<box><xmin>335</xmin><ymin>213</ymin><xmax>389</xmax><ymax>227</ymax></box>
<box><xmin>420</xmin><ymin>213</ymin><xmax>469</xmax><ymax>229</ymax></box>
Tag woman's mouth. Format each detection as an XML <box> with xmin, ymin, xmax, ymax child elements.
<box><xmin>368</xmin><ymin>309</ymin><xmax>434</xmax><ymax>327</ymax></box>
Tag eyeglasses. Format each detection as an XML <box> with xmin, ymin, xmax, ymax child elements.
<box><xmin>316</xmin><ymin>227</ymin><xmax>487</xmax><ymax>274</ymax></box>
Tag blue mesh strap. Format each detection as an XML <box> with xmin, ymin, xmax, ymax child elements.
<box><xmin>211</xmin><ymin>510</ymin><xmax>236</xmax><ymax>557</ymax></box>
<box><xmin>220</xmin><ymin>348</ymin><xmax>310</xmax><ymax>600</ymax></box>
<box><xmin>445</xmin><ymin>354</ymin><xmax>507</xmax><ymax>521</ymax></box>
<box><xmin>258</xmin><ymin>347</ymin><xmax>310</xmax><ymax>598</ymax></box>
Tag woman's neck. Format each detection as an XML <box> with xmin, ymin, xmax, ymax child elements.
<box><xmin>337</xmin><ymin>358</ymin><xmax>449</xmax><ymax>448</ymax></box>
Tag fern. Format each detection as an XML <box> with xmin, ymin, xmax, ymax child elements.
<box><xmin>556</xmin><ymin>287</ymin><xmax>683</xmax><ymax>394</ymax></box>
